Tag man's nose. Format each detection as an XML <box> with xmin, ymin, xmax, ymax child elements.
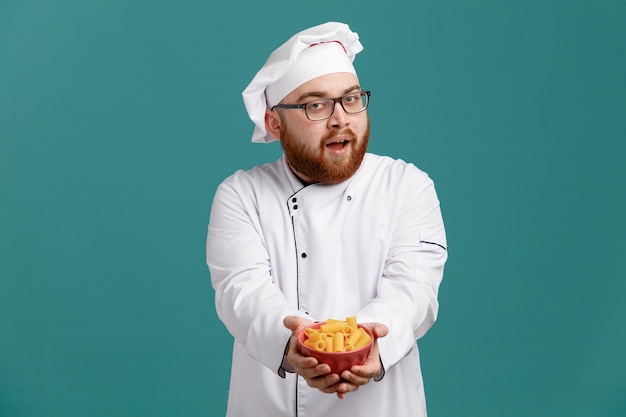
<box><xmin>327</xmin><ymin>101</ymin><xmax>348</xmax><ymax>128</ymax></box>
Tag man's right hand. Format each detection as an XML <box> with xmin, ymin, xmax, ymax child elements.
<box><xmin>283</xmin><ymin>316</ymin><xmax>354</xmax><ymax>399</ymax></box>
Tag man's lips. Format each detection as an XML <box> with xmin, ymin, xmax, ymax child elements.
<box><xmin>325</xmin><ymin>138</ymin><xmax>351</xmax><ymax>149</ymax></box>
<box><xmin>324</xmin><ymin>136</ymin><xmax>353</xmax><ymax>157</ymax></box>
<box><xmin>324</xmin><ymin>132</ymin><xmax>355</xmax><ymax>149</ymax></box>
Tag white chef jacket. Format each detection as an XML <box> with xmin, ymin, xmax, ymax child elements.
<box><xmin>206</xmin><ymin>153</ymin><xmax>447</xmax><ymax>417</ymax></box>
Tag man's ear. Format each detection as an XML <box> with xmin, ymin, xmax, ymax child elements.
<box><xmin>265</xmin><ymin>110</ymin><xmax>282</xmax><ymax>140</ymax></box>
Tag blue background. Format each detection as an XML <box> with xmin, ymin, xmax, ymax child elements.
<box><xmin>1</xmin><ymin>1</ymin><xmax>625</xmax><ymax>416</ymax></box>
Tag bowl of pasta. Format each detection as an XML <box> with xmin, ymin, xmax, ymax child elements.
<box><xmin>297</xmin><ymin>317</ymin><xmax>373</xmax><ymax>374</ymax></box>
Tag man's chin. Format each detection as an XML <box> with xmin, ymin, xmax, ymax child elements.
<box><xmin>316</xmin><ymin>161</ymin><xmax>361</xmax><ymax>185</ymax></box>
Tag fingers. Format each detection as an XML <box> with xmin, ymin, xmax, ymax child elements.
<box><xmin>283</xmin><ymin>315</ymin><xmax>314</xmax><ymax>336</ymax></box>
<box><xmin>340</xmin><ymin>334</ymin><xmax>383</xmax><ymax>386</ymax></box>
<box><xmin>300</xmin><ymin>363</ymin><xmax>333</xmax><ymax>380</ymax></box>
<box><xmin>304</xmin><ymin>368</ymin><xmax>341</xmax><ymax>390</ymax></box>
<box><xmin>360</xmin><ymin>322</ymin><xmax>389</xmax><ymax>339</ymax></box>
<box><xmin>283</xmin><ymin>315</ymin><xmax>301</xmax><ymax>332</ymax></box>
<box><xmin>285</xmin><ymin>329</ymin><xmax>330</xmax><ymax>378</ymax></box>
<box><xmin>372</xmin><ymin>322</ymin><xmax>388</xmax><ymax>338</ymax></box>
<box><xmin>289</xmin><ymin>350</ymin><xmax>324</xmax><ymax>375</ymax></box>
<box><xmin>310</xmin><ymin>376</ymin><xmax>359</xmax><ymax>398</ymax></box>
<box><xmin>285</xmin><ymin>337</ymin><xmax>357</xmax><ymax>397</ymax></box>
<box><xmin>340</xmin><ymin>368</ymin><xmax>375</xmax><ymax>386</ymax></box>
<box><xmin>334</xmin><ymin>378</ymin><xmax>363</xmax><ymax>399</ymax></box>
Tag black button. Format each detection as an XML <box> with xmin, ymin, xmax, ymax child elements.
<box><xmin>292</xmin><ymin>198</ymin><xmax>297</xmax><ymax>202</ymax></box>
<box><xmin>293</xmin><ymin>205</ymin><xmax>298</xmax><ymax>210</ymax></box>
<box><xmin>347</xmin><ymin>195</ymin><xmax>352</xmax><ymax>201</ymax></box>
<box><xmin>301</xmin><ymin>252</ymin><xmax>307</xmax><ymax>258</ymax></box>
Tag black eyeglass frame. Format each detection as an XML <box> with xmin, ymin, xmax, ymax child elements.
<box><xmin>270</xmin><ymin>90</ymin><xmax>371</xmax><ymax>121</ymax></box>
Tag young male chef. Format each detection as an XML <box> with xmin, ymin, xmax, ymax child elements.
<box><xmin>206</xmin><ymin>21</ymin><xmax>448</xmax><ymax>417</ymax></box>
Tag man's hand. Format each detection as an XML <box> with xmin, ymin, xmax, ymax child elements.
<box><xmin>283</xmin><ymin>316</ymin><xmax>388</xmax><ymax>399</ymax></box>
<box><xmin>336</xmin><ymin>322</ymin><xmax>388</xmax><ymax>398</ymax></box>
<box><xmin>283</xmin><ymin>316</ymin><xmax>342</xmax><ymax>394</ymax></box>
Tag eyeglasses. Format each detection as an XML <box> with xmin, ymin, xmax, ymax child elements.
<box><xmin>271</xmin><ymin>90</ymin><xmax>371</xmax><ymax>121</ymax></box>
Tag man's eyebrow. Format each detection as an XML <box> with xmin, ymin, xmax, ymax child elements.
<box><xmin>296</xmin><ymin>85</ymin><xmax>361</xmax><ymax>102</ymax></box>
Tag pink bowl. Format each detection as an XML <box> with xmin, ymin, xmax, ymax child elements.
<box><xmin>297</xmin><ymin>321</ymin><xmax>373</xmax><ymax>374</ymax></box>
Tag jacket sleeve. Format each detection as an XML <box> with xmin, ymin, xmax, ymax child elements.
<box><xmin>206</xmin><ymin>181</ymin><xmax>305</xmax><ymax>374</ymax></box>
<box><xmin>357</xmin><ymin>172</ymin><xmax>447</xmax><ymax>373</ymax></box>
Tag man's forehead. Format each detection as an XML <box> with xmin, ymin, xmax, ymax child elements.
<box><xmin>288</xmin><ymin>73</ymin><xmax>360</xmax><ymax>100</ymax></box>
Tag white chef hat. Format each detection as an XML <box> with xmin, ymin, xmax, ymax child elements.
<box><xmin>242</xmin><ymin>22</ymin><xmax>363</xmax><ymax>143</ymax></box>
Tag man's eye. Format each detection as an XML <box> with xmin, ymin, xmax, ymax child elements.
<box><xmin>307</xmin><ymin>101</ymin><xmax>328</xmax><ymax>112</ymax></box>
<box><xmin>343</xmin><ymin>93</ymin><xmax>362</xmax><ymax>106</ymax></box>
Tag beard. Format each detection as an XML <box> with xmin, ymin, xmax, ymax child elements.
<box><xmin>279</xmin><ymin>117</ymin><xmax>370</xmax><ymax>185</ymax></box>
